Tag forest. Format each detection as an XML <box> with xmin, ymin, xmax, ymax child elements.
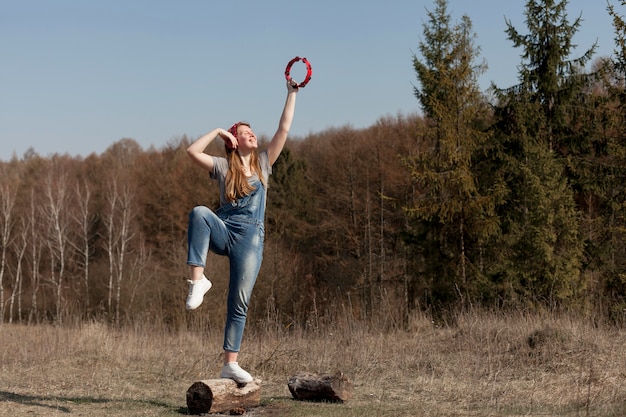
<box><xmin>3</xmin><ymin>0</ymin><xmax>626</xmax><ymax>329</ymax></box>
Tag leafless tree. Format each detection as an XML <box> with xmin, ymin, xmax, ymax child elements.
<box><xmin>103</xmin><ymin>177</ymin><xmax>136</xmax><ymax>324</ymax></box>
<box><xmin>126</xmin><ymin>232</ymin><xmax>151</xmax><ymax>317</ymax></box>
<box><xmin>103</xmin><ymin>179</ymin><xmax>117</xmax><ymax>315</ymax></box>
<box><xmin>9</xmin><ymin>217</ymin><xmax>27</xmax><ymax>323</ymax></box>
<box><xmin>0</xmin><ymin>169</ymin><xmax>18</xmax><ymax>324</ymax></box>
<box><xmin>27</xmin><ymin>188</ymin><xmax>43</xmax><ymax>324</ymax></box>
<box><xmin>70</xmin><ymin>180</ymin><xmax>94</xmax><ymax>315</ymax></box>
<box><xmin>42</xmin><ymin>167</ymin><xmax>74</xmax><ymax>323</ymax></box>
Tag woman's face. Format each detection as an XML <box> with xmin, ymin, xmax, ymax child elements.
<box><xmin>236</xmin><ymin>125</ymin><xmax>258</xmax><ymax>152</ymax></box>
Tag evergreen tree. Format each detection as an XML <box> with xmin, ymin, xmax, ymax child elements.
<box><xmin>407</xmin><ymin>0</ymin><xmax>496</xmax><ymax>311</ymax></box>
<box><xmin>608</xmin><ymin>1</ymin><xmax>626</xmax><ymax>76</ymax></box>
<box><xmin>266</xmin><ymin>146</ymin><xmax>314</xmax><ymax>245</ymax></box>
<box><xmin>489</xmin><ymin>0</ymin><xmax>591</xmax><ymax>308</ymax></box>
<box><xmin>593</xmin><ymin>0</ymin><xmax>626</xmax><ymax>320</ymax></box>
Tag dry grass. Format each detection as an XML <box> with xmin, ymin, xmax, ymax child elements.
<box><xmin>1</xmin><ymin>311</ymin><xmax>625</xmax><ymax>416</ymax></box>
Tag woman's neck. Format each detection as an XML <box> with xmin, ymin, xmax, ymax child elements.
<box><xmin>239</xmin><ymin>152</ymin><xmax>252</xmax><ymax>167</ymax></box>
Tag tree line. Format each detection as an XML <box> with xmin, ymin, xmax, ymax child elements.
<box><xmin>2</xmin><ymin>0</ymin><xmax>626</xmax><ymax>328</ymax></box>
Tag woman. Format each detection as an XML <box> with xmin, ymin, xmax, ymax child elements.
<box><xmin>185</xmin><ymin>79</ymin><xmax>299</xmax><ymax>383</ymax></box>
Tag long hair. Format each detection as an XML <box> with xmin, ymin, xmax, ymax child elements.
<box><xmin>224</xmin><ymin>123</ymin><xmax>266</xmax><ymax>202</ymax></box>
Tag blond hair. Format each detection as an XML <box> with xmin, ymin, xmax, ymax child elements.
<box><xmin>224</xmin><ymin>123</ymin><xmax>266</xmax><ymax>202</ymax></box>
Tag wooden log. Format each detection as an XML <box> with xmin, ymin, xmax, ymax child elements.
<box><xmin>186</xmin><ymin>378</ymin><xmax>262</xmax><ymax>415</ymax></box>
<box><xmin>287</xmin><ymin>371</ymin><xmax>353</xmax><ymax>403</ymax></box>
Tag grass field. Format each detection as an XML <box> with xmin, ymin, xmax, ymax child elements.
<box><xmin>1</xmin><ymin>310</ymin><xmax>625</xmax><ymax>416</ymax></box>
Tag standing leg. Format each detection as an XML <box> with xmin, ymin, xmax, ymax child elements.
<box><xmin>220</xmin><ymin>223</ymin><xmax>264</xmax><ymax>383</ymax></box>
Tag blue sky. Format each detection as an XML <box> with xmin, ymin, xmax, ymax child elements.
<box><xmin>1</xmin><ymin>0</ymin><xmax>620</xmax><ymax>161</ymax></box>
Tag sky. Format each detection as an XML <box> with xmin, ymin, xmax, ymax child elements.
<box><xmin>0</xmin><ymin>0</ymin><xmax>620</xmax><ymax>161</ymax></box>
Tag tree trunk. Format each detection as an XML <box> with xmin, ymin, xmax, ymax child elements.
<box><xmin>186</xmin><ymin>378</ymin><xmax>261</xmax><ymax>415</ymax></box>
<box><xmin>287</xmin><ymin>371</ymin><xmax>353</xmax><ymax>403</ymax></box>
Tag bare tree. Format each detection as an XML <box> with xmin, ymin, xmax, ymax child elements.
<box><xmin>0</xmin><ymin>169</ymin><xmax>18</xmax><ymax>324</ymax></box>
<box><xmin>126</xmin><ymin>232</ymin><xmax>151</xmax><ymax>317</ymax></box>
<box><xmin>70</xmin><ymin>180</ymin><xmax>94</xmax><ymax>315</ymax></box>
<box><xmin>42</xmin><ymin>167</ymin><xmax>74</xmax><ymax>323</ymax></box>
<box><xmin>9</xmin><ymin>217</ymin><xmax>27</xmax><ymax>323</ymax></box>
<box><xmin>114</xmin><ymin>184</ymin><xmax>135</xmax><ymax>324</ymax></box>
<box><xmin>103</xmin><ymin>179</ymin><xmax>117</xmax><ymax>315</ymax></box>
<box><xmin>27</xmin><ymin>188</ymin><xmax>43</xmax><ymax>324</ymax></box>
<box><xmin>103</xmin><ymin>177</ymin><xmax>136</xmax><ymax>324</ymax></box>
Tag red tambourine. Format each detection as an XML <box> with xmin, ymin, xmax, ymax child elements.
<box><xmin>284</xmin><ymin>56</ymin><xmax>312</xmax><ymax>88</ymax></box>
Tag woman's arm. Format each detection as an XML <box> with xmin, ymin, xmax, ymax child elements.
<box><xmin>267</xmin><ymin>80</ymin><xmax>299</xmax><ymax>166</ymax></box>
<box><xmin>187</xmin><ymin>128</ymin><xmax>237</xmax><ymax>171</ymax></box>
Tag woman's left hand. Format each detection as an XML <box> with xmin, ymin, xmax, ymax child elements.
<box><xmin>287</xmin><ymin>79</ymin><xmax>299</xmax><ymax>93</ymax></box>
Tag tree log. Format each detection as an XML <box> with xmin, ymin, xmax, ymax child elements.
<box><xmin>287</xmin><ymin>371</ymin><xmax>353</xmax><ymax>403</ymax></box>
<box><xmin>186</xmin><ymin>378</ymin><xmax>262</xmax><ymax>415</ymax></box>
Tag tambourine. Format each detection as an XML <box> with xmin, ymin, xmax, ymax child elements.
<box><xmin>284</xmin><ymin>56</ymin><xmax>312</xmax><ymax>88</ymax></box>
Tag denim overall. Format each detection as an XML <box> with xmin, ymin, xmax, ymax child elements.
<box><xmin>187</xmin><ymin>176</ymin><xmax>266</xmax><ymax>353</ymax></box>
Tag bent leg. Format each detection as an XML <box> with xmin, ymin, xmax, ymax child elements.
<box><xmin>187</xmin><ymin>205</ymin><xmax>229</xmax><ymax>269</ymax></box>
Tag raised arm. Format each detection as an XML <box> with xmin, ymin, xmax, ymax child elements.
<box><xmin>187</xmin><ymin>128</ymin><xmax>238</xmax><ymax>171</ymax></box>
<box><xmin>267</xmin><ymin>80</ymin><xmax>299</xmax><ymax>166</ymax></box>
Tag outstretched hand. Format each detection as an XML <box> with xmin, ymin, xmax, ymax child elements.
<box><xmin>287</xmin><ymin>79</ymin><xmax>299</xmax><ymax>94</ymax></box>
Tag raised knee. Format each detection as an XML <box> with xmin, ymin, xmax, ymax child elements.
<box><xmin>189</xmin><ymin>205</ymin><xmax>209</xmax><ymax>219</ymax></box>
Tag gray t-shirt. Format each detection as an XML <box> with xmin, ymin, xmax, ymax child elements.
<box><xmin>210</xmin><ymin>150</ymin><xmax>272</xmax><ymax>207</ymax></box>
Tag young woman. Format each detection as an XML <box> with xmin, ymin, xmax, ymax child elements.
<box><xmin>185</xmin><ymin>80</ymin><xmax>298</xmax><ymax>383</ymax></box>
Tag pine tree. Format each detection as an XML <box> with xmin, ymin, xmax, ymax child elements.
<box><xmin>591</xmin><ymin>0</ymin><xmax>626</xmax><ymax>320</ymax></box>
<box><xmin>407</xmin><ymin>0</ymin><xmax>496</xmax><ymax>310</ymax></box>
<box><xmin>266</xmin><ymin>146</ymin><xmax>314</xmax><ymax>245</ymax></box>
<box><xmin>608</xmin><ymin>1</ymin><xmax>626</xmax><ymax>77</ymax></box>
<box><xmin>489</xmin><ymin>0</ymin><xmax>591</xmax><ymax>308</ymax></box>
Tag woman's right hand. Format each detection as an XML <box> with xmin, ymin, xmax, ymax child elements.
<box><xmin>218</xmin><ymin>128</ymin><xmax>238</xmax><ymax>150</ymax></box>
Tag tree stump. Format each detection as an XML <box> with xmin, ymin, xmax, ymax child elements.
<box><xmin>287</xmin><ymin>371</ymin><xmax>353</xmax><ymax>403</ymax></box>
<box><xmin>186</xmin><ymin>378</ymin><xmax>262</xmax><ymax>415</ymax></box>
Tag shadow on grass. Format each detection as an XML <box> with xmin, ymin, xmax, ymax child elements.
<box><xmin>0</xmin><ymin>391</ymin><xmax>108</xmax><ymax>413</ymax></box>
<box><xmin>0</xmin><ymin>390</ymin><xmax>175</xmax><ymax>413</ymax></box>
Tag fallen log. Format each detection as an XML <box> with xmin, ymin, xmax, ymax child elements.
<box><xmin>287</xmin><ymin>371</ymin><xmax>353</xmax><ymax>403</ymax></box>
<box><xmin>186</xmin><ymin>378</ymin><xmax>261</xmax><ymax>415</ymax></box>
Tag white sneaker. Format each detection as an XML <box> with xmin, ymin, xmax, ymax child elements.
<box><xmin>220</xmin><ymin>362</ymin><xmax>253</xmax><ymax>384</ymax></box>
<box><xmin>185</xmin><ymin>276</ymin><xmax>212</xmax><ymax>310</ymax></box>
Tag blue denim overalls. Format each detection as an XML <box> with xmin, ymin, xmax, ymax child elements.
<box><xmin>187</xmin><ymin>173</ymin><xmax>266</xmax><ymax>353</ymax></box>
